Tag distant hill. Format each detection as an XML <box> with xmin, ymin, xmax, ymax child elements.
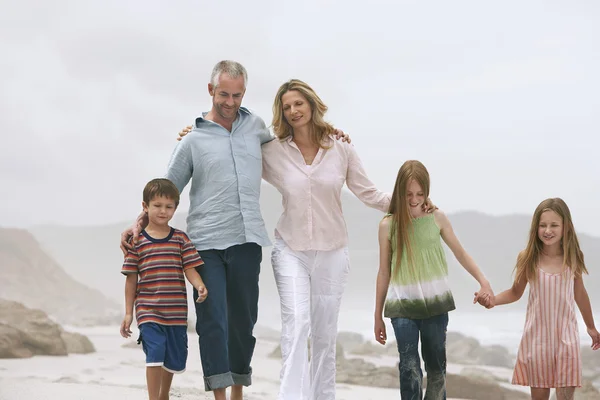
<box><xmin>29</xmin><ymin>184</ymin><xmax>600</xmax><ymax>324</ymax></box>
<box><xmin>0</xmin><ymin>228</ymin><xmax>120</xmax><ymax>326</ymax></box>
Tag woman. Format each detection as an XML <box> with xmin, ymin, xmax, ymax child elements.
<box><xmin>262</xmin><ymin>79</ymin><xmax>390</xmax><ymax>400</ymax></box>
<box><xmin>177</xmin><ymin>79</ymin><xmax>431</xmax><ymax>399</ymax></box>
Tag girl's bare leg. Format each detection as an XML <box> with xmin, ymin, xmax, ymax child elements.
<box><xmin>555</xmin><ymin>387</ymin><xmax>575</xmax><ymax>400</ymax></box>
<box><xmin>530</xmin><ymin>387</ymin><xmax>551</xmax><ymax>400</ymax></box>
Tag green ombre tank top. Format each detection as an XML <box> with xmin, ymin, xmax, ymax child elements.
<box><xmin>384</xmin><ymin>213</ymin><xmax>456</xmax><ymax>319</ymax></box>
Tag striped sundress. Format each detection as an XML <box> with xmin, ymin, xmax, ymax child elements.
<box><xmin>512</xmin><ymin>266</ymin><xmax>582</xmax><ymax>388</ymax></box>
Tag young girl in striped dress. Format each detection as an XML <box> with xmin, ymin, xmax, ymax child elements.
<box><xmin>374</xmin><ymin>160</ymin><xmax>494</xmax><ymax>399</ymax></box>
<box><xmin>477</xmin><ymin>198</ymin><xmax>600</xmax><ymax>400</ymax></box>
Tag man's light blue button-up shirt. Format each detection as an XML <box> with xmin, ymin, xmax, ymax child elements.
<box><xmin>166</xmin><ymin>107</ymin><xmax>273</xmax><ymax>251</ymax></box>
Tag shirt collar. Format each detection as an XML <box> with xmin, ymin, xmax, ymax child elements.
<box><xmin>194</xmin><ymin>106</ymin><xmax>251</xmax><ymax>127</ymax></box>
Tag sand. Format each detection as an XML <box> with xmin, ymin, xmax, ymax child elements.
<box><xmin>0</xmin><ymin>325</ymin><xmax>403</xmax><ymax>400</ymax></box>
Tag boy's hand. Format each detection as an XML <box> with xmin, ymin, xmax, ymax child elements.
<box><xmin>120</xmin><ymin>315</ymin><xmax>133</xmax><ymax>338</ymax></box>
<box><xmin>196</xmin><ymin>285</ymin><xmax>208</xmax><ymax>303</ymax></box>
<box><xmin>374</xmin><ymin>317</ymin><xmax>387</xmax><ymax>345</ymax></box>
<box><xmin>588</xmin><ymin>327</ymin><xmax>600</xmax><ymax>350</ymax></box>
<box><xmin>333</xmin><ymin>128</ymin><xmax>351</xmax><ymax>143</ymax></box>
<box><xmin>177</xmin><ymin>125</ymin><xmax>193</xmax><ymax>141</ymax></box>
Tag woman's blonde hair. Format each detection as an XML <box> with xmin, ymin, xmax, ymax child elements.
<box><xmin>515</xmin><ymin>198</ymin><xmax>587</xmax><ymax>283</ymax></box>
<box><xmin>272</xmin><ymin>79</ymin><xmax>334</xmax><ymax>148</ymax></box>
<box><xmin>388</xmin><ymin>160</ymin><xmax>431</xmax><ymax>274</ymax></box>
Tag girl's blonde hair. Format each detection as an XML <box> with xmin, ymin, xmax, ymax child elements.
<box><xmin>515</xmin><ymin>198</ymin><xmax>587</xmax><ymax>283</ymax></box>
<box><xmin>389</xmin><ymin>160</ymin><xmax>431</xmax><ymax>274</ymax></box>
<box><xmin>271</xmin><ymin>79</ymin><xmax>334</xmax><ymax>148</ymax></box>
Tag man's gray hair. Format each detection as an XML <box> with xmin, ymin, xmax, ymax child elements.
<box><xmin>210</xmin><ymin>60</ymin><xmax>248</xmax><ymax>88</ymax></box>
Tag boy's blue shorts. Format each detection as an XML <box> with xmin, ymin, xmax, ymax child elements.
<box><xmin>138</xmin><ymin>322</ymin><xmax>188</xmax><ymax>373</ymax></box>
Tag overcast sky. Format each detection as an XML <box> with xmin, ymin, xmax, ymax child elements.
<box><xmin>2</xmin><ymin>0</ymin><xmax>599</xmax><ymax>236</ymax></box>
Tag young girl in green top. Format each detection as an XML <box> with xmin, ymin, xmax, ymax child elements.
<box><xmin>374</xmin><ymin>160</ymin><xmax>494</xmax><ymax>399</ymax></box>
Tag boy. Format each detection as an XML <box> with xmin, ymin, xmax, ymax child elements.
<box><xmin>120</xmin><ymin>178</ymin><xmax>207</xmax><ymax>400</ymax></box>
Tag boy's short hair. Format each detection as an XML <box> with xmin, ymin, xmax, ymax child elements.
<box><xmin>143</xmin><ymin>178</ymin><xmax>180</xmax><ymax>207</ymax></box>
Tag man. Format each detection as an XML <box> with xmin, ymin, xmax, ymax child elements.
<box><xmin>121</xmin><ymin>60</ymin><xmax>347</xmax><ymax>400</ymax></box>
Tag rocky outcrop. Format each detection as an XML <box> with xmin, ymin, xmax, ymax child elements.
<box><xmin>0</xmin><ymin>228</ymin><xmax>120</xmax><ymax>326</ymax></box>
<box><xmin>338</xmin><ymin>330</ymin><xmax>515</xmax><ymax>369</ymax></box>
<box><xmin>268</xmin><ymin>339</ymin><xmax>527</xmax><ymax>399</ymax></box>
<box><xmin>0</xmin><ymin>323</ymin><xmax>34</xmax><ymax>358</ymax></box>
<box><xmin>443</xmin><ymin>373</ymin><xmax>529</xmax><ymax>400</ymax></box>
<box><xmin>446</xmin><ymin>331</ymin><xmax>514</xmax><ymax>368</ymax></box>
<box><xmin>0</xmin><ymin>299</ymin><xmax>95</xmax><ymax>358</ymax></box>
<box><xmin>61</xmin><ymin>331</ymin><xmax>95</xmax><ymax>354</ymax></box>
<box><xmin>459</xmin><ymin>367</ymin><xmax>506</xmax><ymax>384</ymax></box>
<box><xmin>336</xmin><ymin>356</ymin><xmax>399</xmax><ymax>387</ymax></box>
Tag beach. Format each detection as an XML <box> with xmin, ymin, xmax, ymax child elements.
<box><xmin>0</xmin><ymin>324</ymin><xmax>532</xmax><ymax>400</ymax></box>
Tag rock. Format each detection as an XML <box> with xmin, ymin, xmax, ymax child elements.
<box><xmin>443</xmin><ymin>373</ymin><xmax>529</xmax><ymax>400</ymax></box>
<box><xmin>336</xmin><ymin>331</ymin><xmax>365</xmax><ymax>352</ymax></box>
<box><xmin>0</xmin><ymin>300</ymin><xmax>67</xmax><ymax>356</ymax></box>
<box><xmin>0</xmin><ymin>299</ymin><xmax>95</xmax><ymax>358</ymax></box>
<box><xmin>446</xmin><ymin>332</ymin><xmax>514</xmax><ymax>368</ymax></box>
<box><xmin>61</xmin><ymin>331</ymin><xmax>95</xmax><ymax>354</ymax></box>
<box><xmin>348</xmin><ymin>341</ymin><xmax>394</xmax><ymax>357</ymax></box>
<box><xmin>460</xmin><ymin>367</ymin><xmax>507</xmax><ymax>384</ymax></box>
<box><xmin>336</xmin><ymin>357</ymin><xmax>398</xmax><ymax>388</ymax></box>
<box><xmin>335</xmin><ymin>352</ymin><xmax>528</xmax><ymax>399</ymax></box>
<box><xmin>0</xmin><ymin>323</ymin><xmax>33</xmax><ymax>358</ymax></box>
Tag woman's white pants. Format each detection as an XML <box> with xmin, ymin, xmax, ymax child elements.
<box><xmin>271</xmin><ymin>237</ymin><xmax>350</xmax><ymax>400</ymax></box>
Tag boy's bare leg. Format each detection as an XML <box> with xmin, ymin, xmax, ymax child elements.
<box><xmin>146</xmin><ymin>366</ymin><xmax>162</xmax><ymax>400</ymax></box>
<box><xmin>213</xmin><ymin>388</ymin><xmax>226</xmax><ymax>400</ymax></box>
<box><xmin>158</xmin><ymin>369</ymin><xmax>174</xmax><ymax>400</ymax></box>
<box><xmin>555</xmin><ymin>387</ymin><xmax>575</xmax><ymax>400</ymax></box>
<box><xmin>230</xmin><ymin>384</ymin><xmax>243</xmax><ymax>400</ymax></box>
<box><xmin>530</xmin><ymin>388</ymin><xmax>551</xmax><ymax>400</ymax></box>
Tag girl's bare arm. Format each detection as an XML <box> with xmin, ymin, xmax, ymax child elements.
<box><xmin>435</xmin><ymin>210</ymin><xmax>493</xmax><ymax>301</ymax></box>
<box><xmin>374</xmin><ymin>217</ymin><xmax>392</xmax><ymax>319</ymax></box>
<box><xmin>574</xmin><ymin>276</ymin><xmax>596</xmax><ymax>330</ymax></box>
<box><xmin>494</xmin><ymin>277</ymin><xmax>527</xmax><ymax>306</ymax></box>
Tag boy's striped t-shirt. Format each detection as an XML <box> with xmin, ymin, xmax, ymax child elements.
<box><xmin>121</xmin><ymin>228</ymin><xmax>204</xmax><ymax>326</ymax></box>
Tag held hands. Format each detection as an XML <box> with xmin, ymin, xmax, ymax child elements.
<box><xmin>374</xmin><ymin>317</ymin><xmax>387</xmax><ymax>345</ymax></box>
<box><xmin>474</xmin><ymin>284</ymin><xmax>495</xmax><ymax>309</ymax></box>
<box><xmin>120</xmin><ymin>314</ymin><xmax>133</xmax><ymax>338</ymax></box>
<box><xmin>588</xmin><ymin>327</ymin><xmax>600</xmax><ymax>350</ymax></box>
<box><xmin>196</xmin><ymin>285</ymin><xmax>208</xmax><ymax>303</ymax></box>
